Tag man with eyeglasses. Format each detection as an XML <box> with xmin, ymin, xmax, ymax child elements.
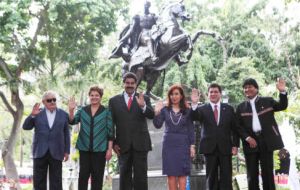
<box><xmin>23</xmin><ymin>90</ymin><xmax>70</xmax><ymax>190</ymax></box>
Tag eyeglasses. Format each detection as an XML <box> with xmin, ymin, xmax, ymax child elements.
<box><xmin>46</xmin><ymin>98</ymin><xmax>56</xmax><ymax>103</ymax></box>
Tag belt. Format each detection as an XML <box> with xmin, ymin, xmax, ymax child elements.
<box><xmin>254</xmin><ymin>131</ymin><xmax>262</xmax><ymax>136</ymax></box>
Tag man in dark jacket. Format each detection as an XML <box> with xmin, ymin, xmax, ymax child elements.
<box><xmin>236</xmin><ymin>78</ymin><xmax>288</xmax><ymax>190</ymax></box>
<box><xmin>109</xmin><ymin>72</ymin><xmax>154</xmax><ymax>190</ymax></box>
<box><xmin>191</xmin><ymin>83</ymin><xmax>239</xmax><ymax>190</ymax></box>
<box><xmin>23</xmin><ymin>91</ymin><xmax>70</xmax><ymax>190</ymax></box>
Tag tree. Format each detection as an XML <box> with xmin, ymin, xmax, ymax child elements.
<box><xmin>0</xmin><ymin>0</ymin><xmax>127</xmax><ymax>188</ymax></box>
<box><xmin>216</xmin><ymin>57</ymin><xmax>265</xmax><ymax>105</ymax></box>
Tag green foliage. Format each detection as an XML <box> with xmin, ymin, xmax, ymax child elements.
<box><xmin>283</xmin><ymin>90</ymin><xmax>300</xmax><ymax>141</ymax></box>
<box><xmin>274</xmin><ymin>150</ymin><xmax>280</xmax><ymax>170</ymax></box>
<box><xmin>216</xmin><ymin>57</ymin><xmax>265</xmax><ymax>105</ymax></box>
<box><xmin>71</xmin><ymin>150</ymin><xmax>79</xmax><ymax>162</ymax></box>
<box><xmin>108</xmin><ymin>154</ymin><xmax>119</xmax><ymax>175</ymax></box>
<box><xmin>21</xmin><ymin>184</ymin><xmax>33</xmax><ymax>190</ymax></box>
<box><xmin>0</xmin><ymin>159</ymin><xmax>3</xmax><ymax>169</ymax></box>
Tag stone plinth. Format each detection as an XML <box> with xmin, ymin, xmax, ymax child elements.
<box><xmin>112</xmin><ymin>170</ymin><xmax>206</xmax><ymax>190</ymax></box>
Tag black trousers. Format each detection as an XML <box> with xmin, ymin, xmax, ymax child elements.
<box><xmin>78</xmin><ymin>151</ymin><xmax>106</xmax><ymax>190</ymax></box>
<box><xmin>118</xmin><ymin>148</ymin><xmax>148</xmax><ymax>190</ymax></box>
<box><xmin>33</xmin><ymin>151</ymin><xmax>62</xmax><ymax>190</ymax></box>
<box><xmin>204</xmin><ymin>148</ymin><xmax>233</xmax><ymax>190</ymax></box>
<box><xmin>245</xmin><ymin>136</ymin><xmax>275</xmax><ymax>190</ymax></box>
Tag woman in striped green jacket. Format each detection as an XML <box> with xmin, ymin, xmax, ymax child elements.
<box><xmin>69</xmin><ymin>86</ymin><xmax>113</xmax><ymax>190</ymax></box>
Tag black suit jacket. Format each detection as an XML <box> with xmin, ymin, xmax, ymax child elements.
<box><xmin>236</xmin><ymin>93</ymin><xmax>288</xmax><ymax>153</ymax></box>
<box><xmin>109</xmin><ymin>92</ymin><xmax>154</xmax><ymax>153</ymax></box>
<box><xmin>192</xmin><ymin>103</ymin><xmax>239</xmax><ymax>155</ymax></box>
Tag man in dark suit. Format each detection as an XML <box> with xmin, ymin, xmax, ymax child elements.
<box><xmin>109</xmin><ymin>72</ymin><xmax>154</xmax><ymax>190</ymax></box>
<box><xmin>236</xmin><ymin>78</ymin><xmax>288</xmax><ymax>190</ymax></box>
<box><xmin>23</xmin><ymin>91</ymin><xmax>70</xmax><ymax>190</ymax></box>
<box><xmin>191</xmin><ymin>83</ymin><xmax>239</xmax><ymax>190</ymax></box>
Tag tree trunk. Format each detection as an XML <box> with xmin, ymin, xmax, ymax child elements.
<box><xmin>20</xmin><ymin>132</ymin><xmax>23</xmax><ymax>167</ymax></box>
<box><xmin>1</xmin><ymin>94</ymin><xmax>24</xmax><ymax>190</ymax></box>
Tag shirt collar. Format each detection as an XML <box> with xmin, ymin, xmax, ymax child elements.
<box><xmin>45</xmin><ymin>108</ymin><xmax>56</xmax><ymax>114</ymax></box>
<box><xmin>124</xmin><ymin>91</ymin><xmax>135</xmax><ymax>98</ymax></box>
<box><xmin>209</xmin><ymin>101</ymin><xmax>221</xmax><ymax>108</ymax></box>
<box><xmin>249</xmin><ymin>95</ymin><xmax>258</xmax><ymax>104</ymax></box>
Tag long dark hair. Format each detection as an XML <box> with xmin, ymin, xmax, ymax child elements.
<box><xmin>166</xmin><ymin>84</ymin><xmax>189</xmax><ymax>113</ymax></box>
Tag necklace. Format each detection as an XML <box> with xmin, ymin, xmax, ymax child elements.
<box><xmin>169</xmin><ymin>110</ymin><xmax>183</xmax><ymax>126</ymax></box>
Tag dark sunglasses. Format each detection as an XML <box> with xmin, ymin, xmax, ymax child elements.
<box><xmin>46</xmin><ymin>98</ymin><xmax>56</xmax><ymax>103</ymax></box>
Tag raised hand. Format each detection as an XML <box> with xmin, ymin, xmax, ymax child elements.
<box><xmin>68</xmin><ymin>97</ymin><xmax>77</xmax><ymax>112</ymax></box>
<box><xmin>136</xmin><ymin>92</ymin><xmax>146</xmax><ymax>108</ymax></box>
<box><xmin>31</xmin><ymin>103</ymin><xmax>41</xmax><ymax>116</ymax></box>
<box><xmin>154</xmin><ymin>100</ymin><xmax>164</xmax><ymax>115</ymax></box>
<box><xmin>276</xmin><ymin>78</ymin><xmax>286</xmax><ymax>92</ymax></box>
<box><xmin>191</xmin><ymin>88</ymin><xmax>200</xmax><ymax>104</ymax></box>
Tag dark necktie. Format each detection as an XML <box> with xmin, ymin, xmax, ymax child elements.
<box><xmin>214</xmin><ymin>104</ymin><xmax>218</xmax><ymax>124</ymax></box>
<box><xmin>127</xmin><ymin>95</ymin><xmax>133</xmax><ymax>110</ymax></box>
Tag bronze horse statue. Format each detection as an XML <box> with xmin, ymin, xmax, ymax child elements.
<box><xmin>110</xmin><ymin>1</ymin><xmax>225</xmax><ymax>97</ymax></box>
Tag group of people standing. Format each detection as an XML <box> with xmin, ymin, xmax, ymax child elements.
<box><xmin>23</xmin><ymin>72</ymin><xmax>288</xmax><ymax>190</ymax></box>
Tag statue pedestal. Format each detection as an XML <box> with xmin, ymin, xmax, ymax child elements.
<box><xmin>112</xmin><ymin>170</ymin><xmax>206</xmax><ymax>190</ymax></box>
<box><xmin>112</xmin><ymin>120</ymin><xmax>206</xmax><ymax>189</ymax></box>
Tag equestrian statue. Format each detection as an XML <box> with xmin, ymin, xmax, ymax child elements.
<box><xmin>110</xmin><ymin>0</ymin><xmax>226</xmax><ymax>97</ymax></box>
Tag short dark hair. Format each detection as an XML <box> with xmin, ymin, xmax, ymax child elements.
<box><xmin>243</xmin><ymin>78</ymin><xmax>259</xmax><ymax>89</ymax></box>
<box><xmin>208</xmin><ymin>83</ymin><xmax>222</xmax><ymax>93</ymax></box>
<box><xmin>123</xmin><ymin>72</ymin><xmax>137</xmax><ymax>83</ymax></box>
<box><xmin>88</xmin><ymin>86</ymin><xmax>103</xmax><ymax>97</ymax></box>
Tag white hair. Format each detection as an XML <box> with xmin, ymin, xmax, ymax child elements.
<box><xmin>42</xmin><ymin>90</ymin><xmax>58</xmax><ymax>100</ymax></box>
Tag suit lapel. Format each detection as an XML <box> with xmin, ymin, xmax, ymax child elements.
<box><xmin>218</xmin><ymin>103</ymin><xmax>225</xmax><ymax>127</ymax></box>
<box><xmin>41</xmin><ymin>109</ymin><xmax>50</xmax><ymax>129</ymax></box>
<box><xmin>120</xmin><ymin>94</ymin><xmax>129</xmax><ymax>111</ymax></box>
<box><xmin>121</xmin><ymin>92</ymin><xmax>139</xmax><ymax>112</ymax></box>
<box><xmin>51</xmin><ymin>109</ymin><xmax>59</xmax><ymax>130</ymax></box>
<box><xmin>130</xmin><ymin>93</ymin><xmax>139</xmax><ymax>111</ymax></box>
<box><xmin>206</xmin><ymin>104</ymin><xmax>217</xmax><ymax>126</ymax></box>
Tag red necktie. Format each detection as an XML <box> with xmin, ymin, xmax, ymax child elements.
<box><xmin>214</xmin><ymin>104</ymin><xmax>218</xmax><ymax>124</ymax></box>
<box><xmin>127</xmin><ymin>95</ymin><xmax>133</xmax><ymax>110</ymax></box>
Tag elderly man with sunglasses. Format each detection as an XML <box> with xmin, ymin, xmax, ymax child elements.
<box><xmin>23</xmin><ymin>90</ymin><xmax>70</xmax><ymax>190</ymax></box>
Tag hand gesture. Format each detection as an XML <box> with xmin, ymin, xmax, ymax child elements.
<box><xmin>246</xmin><ymin>137</ymin><xmax>257</xmax><ymax>148</ymax></box>
<box><xmin>113</xmin><ymin>144</ymin><xmax>121</xmax><ymax>156</ymax></box>
<box><xmin>136</xmin><ymin>92</ymin><xmax>146</xmax><ymax>108</ymax></box>
<box><xmin>68</xmin><ymin>97</ymin><xmax>77</xmax><ymax>112</ymax></box>
<box><xmin>154</xmin><ymin>100</ymin><xmax>164</xmax><ymax>115</ymax></box>
<box><xmin>276</xmin><ymin>78</ymin><xmax>286</xmax><ymax>92</ymax></box>
<box><xmin>191</xmin><ymin>88</ymin><xmax>200</xmax><ymax>104</ymax></box>
<box><xmin>31</xmin><ymin>103</ymin><xmax>40</xmax><ymax>116</ymax></box>
<box><xmin>106</xmin><ymin>149</ymin><xmax>112</xmax><ymax>161</ymax></box>
<box><xmin>190</xmin><ymin>145</ymin><xmax>195</xmax><ymax>159</ymax></box>
<box><xmin>232</xmin><ymin>147</ymin><xmax>238</xmax><ymax>155</ymax></box>
<box><xmin>63</xmin><ymin>153</ymin><xmax>69</xmax><ymax>162</ymax></box>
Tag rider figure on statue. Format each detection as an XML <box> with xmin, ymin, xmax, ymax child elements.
<box><xmin>110</xmin><ymin>0</ymin><xmax>158</xmax><ymax>63</ymax></box>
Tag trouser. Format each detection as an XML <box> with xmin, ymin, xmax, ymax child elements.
<box><xmin>118</xmin><ymin>148</ymin><xmax>148</xmax><ymax>190</ymax></box>
<box><xmin>204</xmin><ymin>148</ymin><xmax>233</xmax><ymax>190</ymax></box>
<box><xmin>33</xmin><ymin>151</ymin><xmax>62</xmax><ymax>190</ymax></box>
<box><xmin>78</xmin><ymin>151</ymin><xmax>106</xmax><ymax>190</ymax></box>
<box><xmin>245</xmin><ymin>135</ymin><xmax>275</xmax><ymax>190</ymax></box>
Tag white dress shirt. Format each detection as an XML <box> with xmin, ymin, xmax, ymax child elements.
<box><xmin>46</xmin><ymin>109</ymin><xmax>56</xmax><ymax>129</ymax></box>
<box><xmin>191</xmin><ymin>101</ymin><xmax>221</xmax><ymax>125</ymax></box>
<box><xmin>123</xmin><ymin>92</ymin><xmax>146</xmax><ymax>112</ymax></box>
<box><xmin>249</xmin><ymin>96</ymin><xmax>262</xmax><ymax>132</ymax></box>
